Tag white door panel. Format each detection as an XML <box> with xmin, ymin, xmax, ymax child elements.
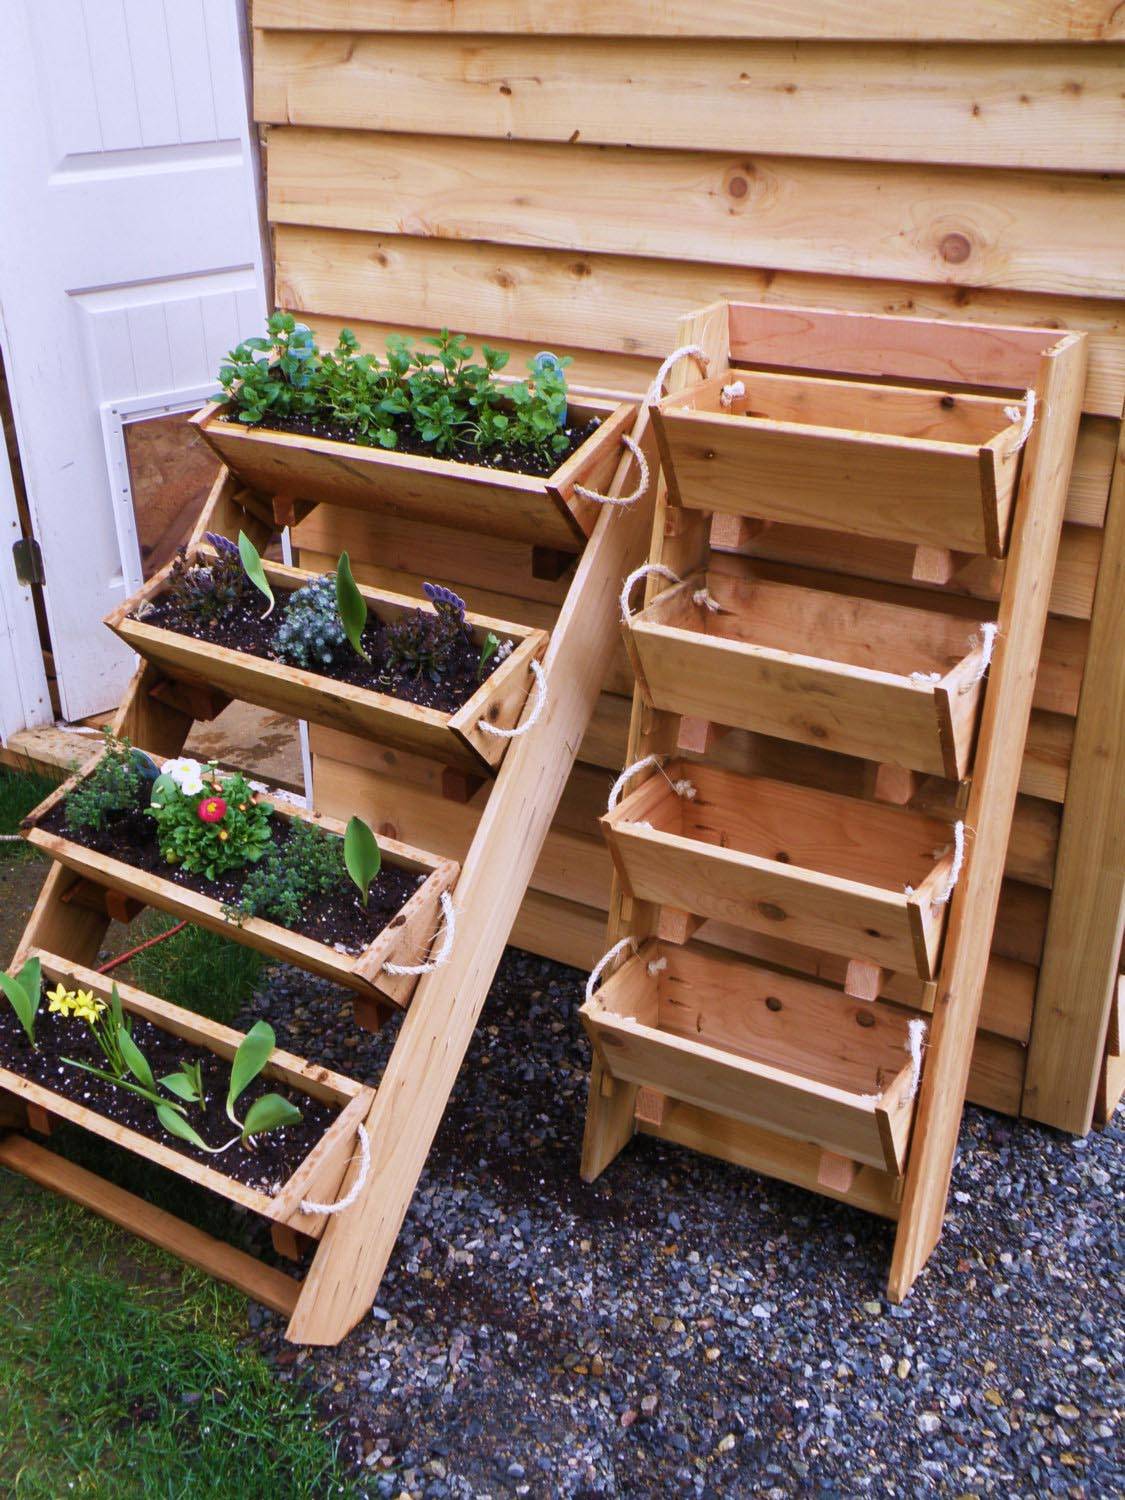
<box><xmin>0</xmin><ymin>0</ymin><xmax>266</xmax><ymax>723</ymax></box>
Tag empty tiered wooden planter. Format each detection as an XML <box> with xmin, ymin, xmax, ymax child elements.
<box><xmin>108</xmin><ymin>554</ymin><xmax>549</xmax><ymax>776</ymax></box>
<box><xmin>651</xmin><ymin>370</ymin><xmax>1026</xmax><ymax>556</ymax></box>
<box><xmin>0</xmin><ymin>955</ymin><xmax>374</xmax><ymax>1242</ymax></box>
<box><xmin>192</xmin><ymin>393</ymin><xmax>634</xmax><ymax>551</ymax></box>
<box><xmin>23</xmin><ymin>758</ymin><xmax>458</xmax><ymax>1010</ymax></box>
<box><xmin>602</xmin><ymin>764</ymin><xmax>955</xmax><ymax>983</ymax></box>
<box><xmin>581</xmin><ymin>942</ymin><xmax>918</xmax><ymax>1179</ymax></box>
<box><xmin>624</xmin><ymin>570</ymin><xmax>990</xmax><ymax>777</ymax></box>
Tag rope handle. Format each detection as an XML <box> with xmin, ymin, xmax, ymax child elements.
<box><xmin>607</xmin><ymin>754</ymin><xmax>697</xmax><ymax>814</ymax></box>
<box><xmin>905</xmin><ymin>1019</ymin><xmax>928</xmax><ymax>1102</ymax></box>
<box><xmin>572</xmin><ymin>434</ymin><xmax>650</xmax><ymax>508</ymax></box>
<box><xmin>299</xmin><ymin>1122</ymin><xmax>371</xmax><ymax>1216</ymax></box>
<box><xmin>646</xmin><ymin>344</ymin><xmax>711</xmax><ymax>405</ymax></box>
<box><xmin>619</xmin><ymin>564</ymin><xmax>722</xmax><ymax>625</ymax></box>
<box><xmin>1002</xmin><ymin>389</ymin><xmax>1037</xmax><ymax>452</ymax></box>
<box><xmin>958</xmin><ymin>621</ymin><xmax>999</xmax><ymax>695</ymax></box>
<box><xmin>477</xmin><ymin>658</ymin><xmax>547</xmax><ymax>739</ymax></box>
<box><xmin>383</xmin><ymin>890</ymin><xmax>456</xmax><ymax>976</ymax></box>
<box><xmin>584</xmin><ymin>937</ymin><xmax>639</xmax><ymax>1004</ymax></box>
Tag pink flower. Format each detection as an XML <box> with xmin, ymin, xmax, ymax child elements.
<box><xmin>197</xmin><ymin>796</ymin><xmax>227</xmax><ymax>824</ymax></box>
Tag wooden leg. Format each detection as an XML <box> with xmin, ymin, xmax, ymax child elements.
<box><xmin>581</xmin><ymin>1058</ymin><xmax>638</xmax><ymax>1181</ymax></box>
<box><xmin>14</xmin><ymin>864</ymin><xmax>111</xmax><ymax>969</ymax></box>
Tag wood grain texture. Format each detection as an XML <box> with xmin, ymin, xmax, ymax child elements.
<box><xmin>266</xmin><ymin>129</ymin><xmax>1123</xmax><ymax>302</ymax></box>
<box><xmin>254</xmin><ymin>1</ymin><xmax>1125</xmax><ymax>42</ymax></box>
<box><xmin>255</xmin><ymin>35</ymin><xmax>1125</xmax><ymax>172</ymax></box>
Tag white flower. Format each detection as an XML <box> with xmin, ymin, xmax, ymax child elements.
<box><xmin>162</xmin><ymin>757</ymin><xmax>204</xmax><ymax>795</ymax></box>
<box><xmin>179</xmin><ymin>774</ymin><xmax>206</xmax><ymax>797</ymax></box>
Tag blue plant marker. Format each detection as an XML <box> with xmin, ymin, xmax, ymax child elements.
<box><xmin>531</xmin><ymin>351</ymin><xmax>567</xmax><ymax>428</ymax></box>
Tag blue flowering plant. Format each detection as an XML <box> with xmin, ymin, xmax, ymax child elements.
<box><xmin>382</xmin><ymin>582</ymin><xmax>474</xmax><ymax>684</ymax></box>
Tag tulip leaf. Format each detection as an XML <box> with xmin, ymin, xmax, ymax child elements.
<box><xmin>241</xmin><ymin>1092</ymin><xmax>303</xmax><ymax>1143</ymax></box>
<box><xmin>238</xmin><ymin>531</ymin><xmax>275</xmax><ymax>619</ymax></box>
<box><xmin>160</xmin><ymin>1073</ymin><xmax>199</xmax><ymax>1103</ymax></box>
<box><xmin>227</xmin><ymin>1020</ymin><xmax>275</xmax><ymax>1119</ymax></box>
<box><xmin>118</xmin><ymin>1026</ymin><xmax>156</xmax><ymax>1092</ymax></box>
<box><xmin>155</xmin><ymin>1103</ymin><xmax>211</xmax><ymax>1150</ymax></box>
<box><xmin>335</xmin><ymin>551</ymin><xmax>370</xmax><ymax>661</ymax></box>
<box><xmin>0</xmin><ymin>958</ymin><xmax>40</xmax><ymax>1048</ymax></box>
<box><xmin>344</xmin><ymin>816</ymin><xmax>381</xmax><ymax>908</ymax></box>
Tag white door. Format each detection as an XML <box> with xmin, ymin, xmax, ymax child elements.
<box><xmin>0</xmin><ymin>0</ymin><xmax>267</xmax><ymax>723</ymax></box>
<box><xmin>0</xmin><ymin>430</ymin><xmax>51</xmax><ymax>743</ymax></box>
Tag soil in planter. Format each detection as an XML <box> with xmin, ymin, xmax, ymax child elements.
<box><xmin>0</xmin><ymin>1000</ymin><xmax>340</xmax><ymax>1191</ymax></box>
<box><xmin>137</xmin><ymin>586</ymin><xmax>504</xmax><ymax>715</ymax></box>
<box><xmin>37</xmin><ymin>801</ymin><xmax>422</xmax><ymax>957</ymax></box>
<box><xmin>219</xmin><ymin>410</ymin><xmax>601</xmax><ymax>480</ymax></box>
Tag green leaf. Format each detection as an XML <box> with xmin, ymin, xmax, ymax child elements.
<box><xmin>241</xmin><ymin>1092</ymin><xmax>303</xmax><ymax>1143</ymax></box>
<box><xmin>118</xmin><ymin>1027</ymin><xmax>156</xmax><ymax>1092</ymax></box>
<box><xmin>0</xmin><ymin>969</ymin><xmax>38</xmax><ymax>1047</ymax></box>
<box><xmin>335</xmin><ymin>551</ymin><xmax>370</xmax><ymax>662</ymax></box>
<box><xmin>344</xmin><ymin>816</ymin><xmax>381</xmax><ymax>908</ymax></box>
<box><xmin>109</xmin><ymin>981</ymin><xmax>128</xmax><ymax>1038</ymax></box>
<box><xmin>476</xmin><ymin>631</ymin><xmax>500</xmax><ymax>682</ymax></box>
<box><xmin>155</xmin><ymin>1103</ymin><xmax>213</xmax><ymax>1151</ymax></box>
<box><xmin>238</xmin><ymin>531</ymin><xmax>275</xmax><ymax>619</ymax></box>
<box><xmin>227</xmin><ymin>1020</ymin><xmax>276</xmax><ymax>1118</ymax></box>
<box><xmin>159</xmin><ymin>1073</ymin><xmax>199</xmax><ymax>1103</ymax></box>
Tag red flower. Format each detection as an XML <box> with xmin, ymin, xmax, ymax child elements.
<box><xmin>197</xmin><ymin>796</ymin><xmax>227</xmax><ymax>824</ymax></box>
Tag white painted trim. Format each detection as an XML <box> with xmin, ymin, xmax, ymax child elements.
<box><xmin>0</xmin><ymin>384</ymin><xmax>51</xmax><ymax>743</ymax></box>
<box><xmin>280</xmin><ymin>525</ymin><xmax>313</xmax><ymax>810</ymax></box>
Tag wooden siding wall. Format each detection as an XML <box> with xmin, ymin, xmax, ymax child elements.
<box><xmin>253</xmin><ymin>3</ymin><xmax>1125</xmax><ymax>1133</ymax></box>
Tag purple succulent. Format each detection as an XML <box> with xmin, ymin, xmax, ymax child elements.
<box><xmin>204</xmin><ymin>531</ymin><xmax>240</xmax><ymax>557</ymax></box>
<box><xmin>422</xmin><ymin>581</ymin><xmax>467</xmax><ymax>621</ymax></box>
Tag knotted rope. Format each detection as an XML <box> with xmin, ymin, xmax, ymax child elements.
<box><xmin>299</xmin><ymin>1123</ymin><xmax>371</xmax><ymax>1216</ymax></box>
<box><xmin>477</xmin><ymin>658</ymin><xmax>548</xmax><ymax>739</ymax></box>
<box><xmin>1003</xmin><ymin>389</ymin><xmax>1037</xmax><ymax>451</ymax></box>
<box><xmin>383</xmin><ymin>890</ymin><xmax>456</xmax><ymax>976</ymax></box>
<box><xmin>720</xmin><ymin>379</ymin><xmax>746</xmax><ymax>409</ymax></box>
<box><xmin>606</xmin><ymin>754</ymin><xmax>698</xmax><ymax>814</ymax></box>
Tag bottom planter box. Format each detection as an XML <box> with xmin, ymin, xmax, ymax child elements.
<box><xmin>23</xmin><ymin>756</ymin><xmax>459</xmax><ymax>1010</ymax></box>
<box><xmin>0</xmin><ymin>953</ymin><xmax>374</xmax><ymax>1239</ymax></box>
<box><xmin>581</xmin><ymin>941</ymin><xmax>919</xmax><ymax>1175</ymax></box>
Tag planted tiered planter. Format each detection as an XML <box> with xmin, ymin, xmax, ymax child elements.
<box><xmin>22</xmin><ymin>761</ymin><xmax>458</xmax><ymax>1010</ymax></box>
<box><xmin>581</xmin><ymin>942</ymin><xmax>918</xmax><ymax>1179</ymax></box>
<box><xmin>107</xmin><ymin>555</ymin><xmax>549</xmax><ymax>776</ymax></box>
<box><xmin>602</xmin><ymin>764</ymin><xmax>956</xmax><ymax>983</ymax></box>
<box><xmin>624</xmin><ymin>570</ymin><xmax>990</xmax><ymax>777</ymax></box>
<box><xmin>651</xmin><ymin>369</ymin><xmax>1025</xmax><ymax>556</ymax></box>
<box><xmin>192</xmin><ymin>394</ymin><xmax>635</xmax><ymax>552</ymax></box>
<box><xmin>0</xmin><ymin>954</ymin><xmax>373</xmax><ymax>1240</ymax></box>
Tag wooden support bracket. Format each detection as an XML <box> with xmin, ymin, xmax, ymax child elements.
<box><xmin>868</xmin><ymin>764</ymin><xmax>922</xmax><ymax>807</ymax></box>
<box><xmin>440</xmin><ymin>768</ymin><xmax>487</xmax><ymax>804</ymax></box>
<box><xmin>656</xmin><ymin>907</ymin><xmax>705</xmax><ymax>946</ymax></box>
<box><xmin>530</xmin><ymin>546</ymin><xmax>575</xmax><ymax>582</ymax></box>
<box><xmin>60</xmin><ymin>877</ymin><xmax>144</xmax><ymax>927</ymax></box>
<box><xmin>634</xmin><ymin>1087</ymin><xmax>667</xmax><ymax>1127</ymax></box>
<box><xmin>676</xmin><ymin>718</ymin><xmax>730</xmax><ymax>756</ymax></box>
<box><xmin>149</xmin><ymin>675</ymin><xmax>231</xmax><ymax>724</ymax></box>
<box><xmin>845</xmin><ymin>959</ymin><xmax>887</xmax><ymax>1003</ymax></box>
<box><xmin>710</xmin><ymin>514</ymin><xmax>771</xmax><ymax>551</ymax></box>
<box><xmin>817</xmin><ymin>1151</ymin><xmax>859</xmax><ymax>1194</ymax></box>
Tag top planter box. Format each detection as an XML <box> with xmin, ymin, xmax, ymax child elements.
<box><xmin>192</xmin><ymin>395</ymin><xmax>635</xmax><ymax>552</ymax></box>
<box><xmin>651</xmin><ymin>369</ymin><xmax>1025</xmax><ymax>557</ymax></box>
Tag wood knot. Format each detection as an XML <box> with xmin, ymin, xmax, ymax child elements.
<box><xmin>939</xmin><ymin>232</ymin><xmax>972</xmax><ymax>265</ymax></box>
<box><xmin>728</xmin><ymin>175</ymin><xmax>749</xmax><ymax>199</ymax></box>
<box><xmin>757</xmin><ymin>901</ymin><xmax>786</xmax><ymax>922</ymax></box>
<box><xmin>856</xmin><ymin>1011</ymin><xmax>876</xmax><ymax>1029</ymax></box>
<box><xmin>764</xmin><ymin>995</ymin><xmax>783</xmax><ymax>1012</ymax></box>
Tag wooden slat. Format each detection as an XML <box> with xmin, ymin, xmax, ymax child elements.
<box><xmin>253</xmin><ymin>1</ymin><xmax>1125</xmax><ymax>43</ymax></box>
<box><xmin>276</xmin><ymin>227</ymin><xmax>1125</xmax><ymax>418</ymax></box>
<box><xmin>266</xmin><ymin>129</ymin><xmax>1124</xmax><ymax>302</ymax></box>
<box><xmin>254</xmin><ymin>36</ymin><xmax>1125</xmax><ymax>172</ymax></box>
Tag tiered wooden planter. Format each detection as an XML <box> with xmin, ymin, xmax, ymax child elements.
<box><xmin>0</xmin><ymin>955</ymin><xmax>374</xmax><ymax>1241</ymax></box>
<box><xmin>108</xmin><ymin>554</ymin><xmax>549</xmax><ymax>776</ymax></box>
<box><xmin>193</xmin><ymin>393</ymin><xmax>634</xmax><ymax>551</ymax></box>
<box><xmin>22</xmin><ymin>757</ymin><xmax>458</xmax><ymax>1010</ymax></box>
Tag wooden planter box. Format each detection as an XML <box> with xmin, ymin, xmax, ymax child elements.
<box><xmin>625</xmin><ymin>571</ymin><xmax>989</xmax><ymax>778</ymax></box>
<box><xmin>581</xmin><ymin>942</ymin><xmax>918</xmax><ymax>1175</ymax></box>
<box><xmin>192</xmin><ymin>395</ymin><xmax>634</xmax><ymax>552</ymax></box>
<box><xmin>23</xmin><ymin>761</ymin><xmax>458</xmax><ymax>1010</ymax></box>
<box><xmin>652</xmin><ymin>369</ymin><xmax>1024</xmax><ymax>557</ymax></box>
<box><xmin>107</xmin><ymin>555</ymin><xmax>549</xmax><ymax>777</ymax></box>
<box><xmin>602</xmin><ymin>763</ymin><xmax>955</xmax><ymax>983</ymax></box>
<box><xmin>0</xmin><ymin>953</ymin><xmax>374</xmax><ymax>1238</ymax></box>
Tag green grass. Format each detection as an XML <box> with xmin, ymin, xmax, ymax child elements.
<box><xmin>0</xmin><ymin>1174</ymin><xmax>361</xmax><ymax>1500</ymax></box>
<box><xmin>0</xmin><ymin>763</ymin><xmax>60</xmax><ymax>856</ymax></box>
<box><xmin>112</xmin><ymin>912</ymin><xmax>265</xmax><ymax>1026</ymax></box>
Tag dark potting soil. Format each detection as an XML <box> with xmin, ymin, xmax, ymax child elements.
<box><xmin>219</xmin><ymin>410</ymin><xmax>601</xmax><ymax>480</ymax></box>
<box><xmin>138</xmin><ymin>587</ymin><xmax>500</xmax><ymax>715</ymax></box>
<box><xmin>0</xmin><ymin>999</ymin><xmax>339</xmax><ymax>1191</ymax></box>
<box><xmin>36</xmin><ymin>801</ymin><xmax>423</xmax><ymax>957</ymax></box>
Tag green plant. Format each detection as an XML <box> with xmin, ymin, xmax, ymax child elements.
<box><xmin>0</xmin><ymin>764</ymin><xmax>59</xmax><ymax>857</ymax></box>
<box><xmin>163</xmin><ymin>535</ymin><xmax>249</xmax><ymax>629</ymax></box>
<box><xmin>271</xmin><ymin>573</ymin><xmax>349</xmax><ymax>670</ymax></box>
<box><xmin>0</xmin><ymin>957</ymin><xmax>42</xmax><ymax>1049</ymax></box>
<box><xmin>383</xmin><ymin>580</ymin><xmax>472</xmax><ymax>684</ymax></box>
<box><xmin>64</xmin><ymin>732</ymin><xmax>145</xmax><ymax>832</ymax></box>
<box><xmin>147</xmin><ymin>767</ymin><xmax>273</xmax><ymax>881</ymax></box>
<box><xmin>114</xmin><ymin>914</ymin><xmax>263</xmax><ymax>1026</ymax></box>
<box><xmin>224</xmin><ymin>1021</ymin><xmax>302</xmax><ymax>1146</ymax></box>
<box><xmin>228</xmin><ymin>817</ymin><xmax>345</xmax><ymax>929</ymax></box>
<box><xmin>237</xmin><ymin>530</ymin><xmax>275</xmax><ymax>619</ymax></box>
<box><xmin>343</xmin><ymin>816</ymin><xmax>381</xmax><ymax>908</ymax></box>
<box><xmin>477</xmin><ymin>630</ymin><xmax>501</xmax><ymax>681</ymax></box>
<box><xmin>335</xmin><ymin>549</ymin><xmax>370</xmax><ymax>661</ymax></box>
<box><xmin>218</xmin><ymin>311</ymin><xmax>321</xmax><ymax>425</ymax></box>
<box><xmin>160</xmin><ymin>1058</ymin><xmax>205</xmax><ymax>1106</ymax></box>
<box><xmin>47</xmin><ymin>979</ymin><xmax>132</xmax><ymax>1078</ymax></box>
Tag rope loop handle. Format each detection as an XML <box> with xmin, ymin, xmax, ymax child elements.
<box><xmin>958</xmin><ymin>622</ymin><xmax>999</xmax><ymax>695</ymax></box>
<box><xmin>299</xmin><ymin>1123</ymin><xmax>371</xmax><ymax>1216</ymax></box>
<box><xmin>1002</xmin><ymin>389</ymin><xmax>1037</xmax><ymax>452</ymax></box>
<box><xmin>572</xmin><ymin>434</ymin><xmax>650</xmax><ymax>508</ymax></box>
<box><xmin>584</xmin><ymin>937</ymin><xmax>639</xmax><ymax>1005</ymax></box>
<box><xmin>383</xmin><ymin>890</ymin><xmax>456</xmax><ymax>976</ymax></box>
<box><xmin>935</xmin><ymin>821</ymin><xmax>966</xmax><ymax>907</ymax></box>
<box><xmin>619</xmin><ymin>563</ymin><xmax>683</xmax><ymax>623</ymax></box>
<box><xmin>646</xmin><ymin>344</ymin><xmax>711</xmax><ymax>405</ymax></box>
<box><xmin>607</xmin><ymin>754</ymin><xmax>698</xmax><ymax>814</ymax></box>
<box><xmin>477</xmin><ymin>658</ymin><xmax>547</xmax><ymax>739</ymax></box>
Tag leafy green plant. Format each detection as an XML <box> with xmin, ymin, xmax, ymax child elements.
<box><xmin>383</xmin><ymin>581</ymin><xmax>472</xmax><ymax>684</ymax></box>
<box><xmin>217</xmin><ymin>311</ymin><xmax>321</xmax><ymax>425</ymax></box>
<box><xmin>237</xmin><ymin>531</ymin><xmax>275</xmax><ymax>619</ymax></box>
<box><xmin>271</xmin><ymin>574</ymin><xmax>349</xmax><ymax>670</ymax></box>
<box><xmin>160</xmin><ymin>1058</ymin><xmax>205</xmax><ymax>1106</ymax></box>
<box><xmin>335</xmin><ymin>550</ymin><xmax>370</xmax><ymax>661</ymax></box>
<box><xmin>224</xmin><ymin>1021</ymin><xmax>302</xmax><ymax>1146</ymax></box>
<box><xmin>0</xmin><ymin>957</ymin><xmax>42</xmax><ymax>1049</ymax></box>
<box><xmin>64</xmin><ymin>732</ymin><xmax>144</xmax><ymax>833</ymax></box>
<box><xmin>343</xmin><ymin>816</ymin><xmax>382</xmax><ymax>908</ymax></box>
<box><xmin>147</xmin><ymin>767</ymin><xmax>273</xmax><ymax>881</ymax></box>
<box><xmin>47</xmin><ymin>979</ymin><xmax>132</xmax><ymax>1078</ymax></box>
<box><xmin>477</xmin><ymin>630</ymin><xmax>501</xmax><ymax>681</ymax></box>
<box><xmin>227</xmin><ymin>818</ymin><xmax>345</xmax><ymax>929</ymax></box>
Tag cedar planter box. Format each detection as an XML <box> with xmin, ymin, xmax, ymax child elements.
<box><xmin>22</xmin><ymin>761</ymin><xmax>458</xmax><ymax>1010</ymax></box>
<box><xmin>192</xmin><ymin>395</ymin><xmax>635</xmax><ymax>552</ymax></box>
<box><xmin>581</xmin><ymin>942</ymin><xmax>918</xmax><ymax>1175</ymax></box>
<box><xmin>651</xmin><ymin>369</ymin><xmax>1024</xmax><ymax>557</ymax></box>
<box><xmin>107</xmin><ymin>555</ymin><xmax>549</xmax><ymax>777</ymax></box>
<box><xmin>0</xmin><ymin>953</ymin><xmax>373</xmax><ymax>1239</ymax></box>
<box><xmin>602</xmin><ymin>763</ymin><xmax>955</xmax><ymax>982</ymax></box>
<box><xmin>624</xmin><ymin>571</ymin><xmax>988</xmax><ymax>778</ymax></box>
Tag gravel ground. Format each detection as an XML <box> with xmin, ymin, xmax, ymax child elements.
<box><xmin>235</xmin><ymin>950</ymin><xmax>1123</xmax><ymax>1499</ymax></box>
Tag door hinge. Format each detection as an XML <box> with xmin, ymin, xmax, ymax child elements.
<box><xmin>12</xmin><ymin>536</ymin><xmax>44</xmax><ymax>586</ymax></box>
